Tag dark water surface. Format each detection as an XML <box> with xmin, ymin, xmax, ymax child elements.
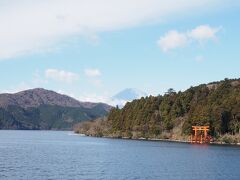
<box><xmin>0</xmin><ymin>130</ymin><xmax>240</xmax><ymax>180</ymax></box>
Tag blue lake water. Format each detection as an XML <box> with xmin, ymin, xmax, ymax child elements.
<box><xmin>0</xmin><ymin>130</ymin><xmax>240</xmax><ymax>180</ymax></box>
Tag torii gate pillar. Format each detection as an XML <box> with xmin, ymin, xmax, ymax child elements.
<box><xmin>191</xmin><ymin>126</ymin><xmax>210</xmax><ymax>144</ymax></box>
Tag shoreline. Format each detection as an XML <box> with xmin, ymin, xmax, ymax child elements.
<box><xmin>78</xmin><ymin>133</ymin><xmax>240</xmax><ymax>146</ymax></box>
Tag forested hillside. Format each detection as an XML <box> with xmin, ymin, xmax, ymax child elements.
<box><xmin>75</xmin><ymin>79</ymin><xmax>240</xmax><ymax>142</ymax></box>
<box><xmin>0</xmin><ymin>88</ymin><xmax>112</xmax><ymax>130</ymax></box>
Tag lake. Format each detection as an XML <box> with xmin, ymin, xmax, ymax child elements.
<box><xmin>0</xmin><ymin>130</ymin><xmax>240</xmax><ymax>180</ymax></box>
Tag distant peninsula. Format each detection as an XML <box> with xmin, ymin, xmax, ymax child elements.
<box><xmin>74</xmin><ymin>78</ymin><xmax>240</xmax><ymax>144</ymax></box>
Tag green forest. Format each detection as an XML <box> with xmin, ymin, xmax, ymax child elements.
<box><xmin>0</xmin><ymin>104</ymin><xmax>109</xmax><ymax>130</ymax></box>
<box><xmin>74</xmin><ymin>79</ymin><xmax>240</xmax><ymax>143</ymax></box>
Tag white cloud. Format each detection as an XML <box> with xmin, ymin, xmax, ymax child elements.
<box><xmin>84</xmin><ymin>68</ymin><xmax>101</xmax><ymax>77</ymax></box>
<box><xmin>77</xmin><ymin>93</ymin><xmax>125</xmax><ymax>106</ymax></box>
<box><xmin>0</xmin><ymin>82</ymin><xmax>31</xmax><ymax>94</ymax></box>
<box><xmin>157</xmin><ymin>25</ymin><xmax>221</xmax><ymax>51</ymax></box>
<box><xmin>157</xmin><ymin>30</ymin><xmax>188</xmax><ymax>51</ymax></box>
<box><xmin>78</xmin><ymin>93</ymin><xmax>110</xmax><ymax>103</ymax></box>
<box><xmin>45</xmin><ymin>69</ymin><xmax>79</xmax><ymax>83</ymax></box>
<box><xmin>188</xmin><ymin>25</ymin><xmax>220</xmax><ymax>42</ymax></box>
<box><xmin>0</xmin><ymin>0</ymin><xmax>234</xmax><ymax>59</ymax></box>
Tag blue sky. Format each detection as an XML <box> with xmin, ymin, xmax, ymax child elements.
<box><xmin>0</xmin><ymin>0</ymin><xmax>239</xmax><ymax>104</ymax></box>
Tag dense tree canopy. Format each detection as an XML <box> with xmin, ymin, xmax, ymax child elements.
<box><xmin>75</xmin><ymin>79</ymin><xmax>240</xmax><ymax>141</ymax></box>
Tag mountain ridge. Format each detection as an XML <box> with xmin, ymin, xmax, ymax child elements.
<box><xmin>0</xmin><ymin>88</ymin><xmax>111</xmax><ymax>110</ymax></box>
<box><xmin>0</xmin><ymin>88</ymin><xmax>112</xmax><ymax>130</ymax></box>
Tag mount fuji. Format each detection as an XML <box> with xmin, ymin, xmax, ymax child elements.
<box><xmin>111</xmin><ymin>88</ymin><xmax>147</xmax><ymax>107</ymax></box>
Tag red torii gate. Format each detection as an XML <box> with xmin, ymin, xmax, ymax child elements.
<box><xmin>190</xmin><ymin>126</ymin><xmax>210</xmax><ymax>144</ymax></box>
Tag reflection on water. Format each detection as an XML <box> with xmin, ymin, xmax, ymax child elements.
<box><xmin>0</xmin><ymin>130</ymin><xmax>240</xmax><ymax>180</ymax></box>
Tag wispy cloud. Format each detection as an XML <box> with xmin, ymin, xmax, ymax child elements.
<box><xmin>84</xmin><ymin>68</ymin><xmax>102</xmax><ymax>87</ymax></box>
<box><xmin>0</xmin><ymin>82</ymin><xmax>31</xmax><ymax>94</ymax></box>
<box><xmin>45</xmin><ymin>69</ymin><xmax>79</xmax><ymax>83</ymax></box>
<box><xmin>0</xmin><ymin>0</ymin><xmax>233</xmax><ymax>59</ymax></box>
<box><xmin>157</xmin><ymin>25</ymin><xmax>221</xmax><ymax>51</ymax></box>
<box><xmin>77</xmin><ymin>93</ymin><xmax>125</xmax><ymax>106</ymax></box>
<box><xmin>0</xmin><ymin>70</ymin><xmax>48</xmax><ymax>93</ymax></box>
<box><xmin>84</xmin><ymin>68</ymin><xmax>101</xmax><ymax>77</ymax></box>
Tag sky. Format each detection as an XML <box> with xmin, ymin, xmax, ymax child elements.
<box><xmin>0</xmin><ymin>0</ymin><xmax>240</xmax><ymax>104</ymax></box>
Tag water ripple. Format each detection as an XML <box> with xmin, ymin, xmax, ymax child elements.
<box><xmin>0</xmin><ymin>130</ymin><xmax>240</xmax><ymax>180</ymax></box>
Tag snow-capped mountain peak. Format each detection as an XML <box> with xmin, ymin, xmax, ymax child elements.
<box><xmin>111</xmin><ymin>88</ymin><xmax>147</xmax><ymax>107</ymax></box>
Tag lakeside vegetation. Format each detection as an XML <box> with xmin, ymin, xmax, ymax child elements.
<box><xmin>74</xmin><ymin>78</ymin><xmax>240</xmax><ymax>144</ymax></box>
